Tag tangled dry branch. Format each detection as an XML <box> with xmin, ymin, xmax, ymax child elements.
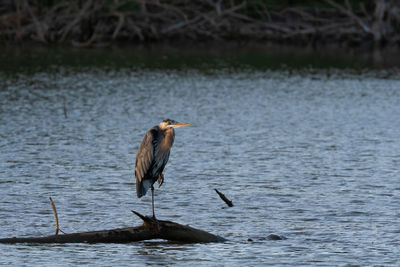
<box><xmin>0</xmin><ymin>0</ymin><xmax>399</xmax><ymax>48</ymax></box>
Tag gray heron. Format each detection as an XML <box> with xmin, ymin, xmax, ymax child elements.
<box><xmin>135</xmin><ymin>119</ymin><xmax>190</xmax><ymax>218</ymax></box>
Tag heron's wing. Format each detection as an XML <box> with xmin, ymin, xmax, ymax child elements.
<box><xmin>135</xmin><ymin>129</ymin><xmax>157</xmax><ymax>183</ymax></box>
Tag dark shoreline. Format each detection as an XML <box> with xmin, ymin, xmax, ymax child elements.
<box><xmin>2</xmin><ymin>42</ymin><xmax>400</xmax><ymax>75</ymax></box>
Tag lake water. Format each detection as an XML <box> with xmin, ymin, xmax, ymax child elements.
<box><xmin>0</xmin><ymin>48</ymin><xmax>399</xmax><ymax>266</ymax></box>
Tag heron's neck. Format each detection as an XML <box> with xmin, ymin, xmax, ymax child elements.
<box><xmin>162</xmin><ymin>128</ymin><xmax>175</xmax><ymax>148</ymax></box>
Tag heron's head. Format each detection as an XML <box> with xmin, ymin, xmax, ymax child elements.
<box><xmin>159</xmin><ymin>119</ymin><xmax>190</xmax><ymax>130</ymax></box>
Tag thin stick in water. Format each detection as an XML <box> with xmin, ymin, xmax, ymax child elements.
<box><xmin>49</xmin><ymin>197</ymin><xmax>65</xmax><ymax>235</ymax></box>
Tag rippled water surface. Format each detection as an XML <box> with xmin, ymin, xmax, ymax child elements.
<box><xmin>0</xmin><ymin>67</ymin><xmax>399</xmax><ymax>266</ymax></box>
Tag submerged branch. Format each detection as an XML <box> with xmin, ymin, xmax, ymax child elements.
<box><xmin>215</xmin><ymin>189</ymin><xmax>233</xmax><ymax>207</ymax></box>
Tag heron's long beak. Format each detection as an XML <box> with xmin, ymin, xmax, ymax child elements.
<box><xmin>172</xmin><ymin>122</ymin><xmax>191</xmax><ymax>128</ymax></box>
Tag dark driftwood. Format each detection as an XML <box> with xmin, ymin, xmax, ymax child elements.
<box><xmin>0</xmin><ymin>211</ymin><xmax>225</xmax><ymax>244</ymax></box>
<box><xmin>215</xmin><ymin>189</ymin><xmax>233</xmax><ymax>207</ymax></box>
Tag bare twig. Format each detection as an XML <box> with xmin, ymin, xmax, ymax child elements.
<box><xmin>112</xmin><ymin>11</ymin><xmax>125</xmax><ymax>40</ymax></box>
<box><xmin>323</xmin><ymin>0</ymin><xmax>371</xmax><ymax>33</ymax></box>
<box><xmin>125</xmin><ymin>17</ymin><xmax>144</xmax><ymax>40</ymax></box>
<box><xmin>49</xmin><ymin>197</ymin><xmax>65</xmax><ymax>235</ymax></box>
<box><xmin>372</xmin><ymin>0</ymin><xmax>386</xmax><ymax>44</ymax></box>
<box><xmin>284</xmin><ymin>21</ymin><xmax>353</xmax><ymax>38</ymax></box>
<box><xmin>133</xmin><ymin>0</ymin><xmax>188</xmax><ymax>23</ymax></box>
<box><xmin>59</xmin><ymin>0</ymin><xmax>93</xmax><ymax>42</ymax></box>
<box><xmin>24</xmin><ymin>0</ymin><xmax>46</xmax><ymax>43</ymax></box>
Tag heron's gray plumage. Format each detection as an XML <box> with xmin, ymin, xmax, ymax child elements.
<box><xmin>135</xmin><ymin>125</ymin><xmax>175</xmax><ymax>198</ymax></box>
<box><xmin>134</xmin><ymin>119</ymin><xmax>189</xmax><ymax>218</ymax></box>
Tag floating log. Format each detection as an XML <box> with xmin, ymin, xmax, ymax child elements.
<box><xmin>0</xmin><ymin>211</ymin><xmax>225</xmax><ymax>244</ymax></box>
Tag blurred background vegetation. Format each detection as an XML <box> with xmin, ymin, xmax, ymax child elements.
<box><xmin>1</xmin><ymin>0</ymin><xmax>398</xmax><ymax>50</ymax></box>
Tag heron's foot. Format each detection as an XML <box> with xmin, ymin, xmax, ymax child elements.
<box><xmin>151</xmin><ymin>211</ymin><xmax>158</xmax><ymax>220</ymax></box>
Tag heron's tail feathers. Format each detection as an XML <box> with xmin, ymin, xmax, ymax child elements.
<box><xmin>136</xmin><ymin>179</ymin><xmax>152</xmax><ymax>198</ymax></box>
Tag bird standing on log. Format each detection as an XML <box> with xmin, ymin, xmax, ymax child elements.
<box><xmin>135</xmin><ymin>119</ymin><xmax>190</xmax><ymax>218</ymax></box>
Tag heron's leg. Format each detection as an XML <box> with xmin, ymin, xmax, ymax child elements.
<box><xmin>151</xmin><ymin>184</ymin><xmax>155</xmax><ymax>219</ymax></box>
